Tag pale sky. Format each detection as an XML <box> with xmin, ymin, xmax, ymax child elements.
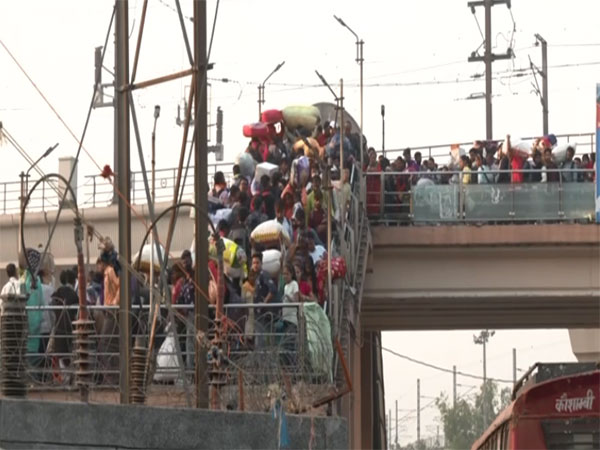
<box><xmin>0</xmin><ymin>0</ymin><xmax>597</xmax><ymax>445</ymax></box>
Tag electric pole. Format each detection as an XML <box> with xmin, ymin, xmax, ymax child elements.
<box><xmin>533</xmin><ymin>34</ymin><xmax>548</xmax><ymax>135</ymax></box>
<box><xmin>453</xmin><ymin>365</ymin><xmax>457</xmax><ymax>408</ymax></box>
<box><xmin>115</xmin><ymin>0</ymin><xmax>132</xmax><ymax>404</ymax></box>
<box><xmin>193</xmin><ymin>0</ymin><xmax>209</xmax><ymax>409</ymax></box>
<box><xmin>417</xmin><ymin>378</ymin><xmax>421</xmax><ymax>444</ymax></box>
<box><xmin>474</xmin><ymin>330</ymin><xmax>495</xmax><ymax>427</ymax></box>
<box><xmin>381</xmin><ymin>104</ymin><xmax>385</xmax><ymax>156</ymax></box>
<box><xmin>468</xmin><ymin>0</ymin><xmax>514</xmax><ymax>140</ymax></box>
<box><xmin>395</xmin><ymin>399</ymin><xmax>398</xmax><ymax>449</ymax></box>
<box><xmin>513</xmin><ymin>348</ymin><xmax>517</xmax><ymax>386</ymax></box>
<box><xmin>388</xmin><ymin>409</ymin><xmax>392</xmax><ymax>448</ymax></box>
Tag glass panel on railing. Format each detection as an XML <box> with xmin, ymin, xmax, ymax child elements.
<box><xmin>413</xmin><ymin>184</ymin><xmax>460</xmax><ymax>222</ymax></box>
<box><xmin>562</xmin><ymin>183</ymin><xmax>595</xmax><ymax>220</ymax></box>
<box><xmin>464</xmin><ymin>184</ymin><xmax>513</xmax><ymax>221</ymax></box>
<box><xmin>513</xmin><ymin>183</ymin><xmax>560</xmax><ymax>220</ymax></box>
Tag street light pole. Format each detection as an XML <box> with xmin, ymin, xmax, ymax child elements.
<box><xmin>150</xmin><ymin>105</ymin><xmax>160</xmax><ymax>320</ymax></box>
<box><xmin>257</xmin><ymin>61</ymin><xmax>285</xmax><ymax>120</ymax></box>
<box><xmin>334</xmin><ymin>15</ymin><xmax>364</xmax><ymax>172</ymax></box>
<box><xmin>19</xmin><ymin>143</ymin><xmax>59</xmax><ymax>255</ymax></box>
<box><xmin>474</xmin><ymin>329</ymin><xmax>495</xmax><ymax>427</ymax></box>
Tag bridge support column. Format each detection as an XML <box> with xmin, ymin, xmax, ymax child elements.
<box><xmin>345</xmin><ymin>329</ymin><xmax>386</xmax><ymax>449</ymax></box>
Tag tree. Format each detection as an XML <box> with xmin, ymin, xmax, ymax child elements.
<box><xmin>436</xmin><ymin>380</ymin><xmax>508</xmax><ymax>450</ymax></box>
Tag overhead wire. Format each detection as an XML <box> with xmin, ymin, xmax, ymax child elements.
<box><xmin>379</xmin><ymin>344</ymin><xmax>514</xmax><ymax>384</ymax></box>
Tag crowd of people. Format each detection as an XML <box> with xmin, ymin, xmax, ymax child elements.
<box><xmin>365</xmin><ymin>134</ymin><xmax>597</xmax><ymax>215</ymax></box>
<box><xmin>0</xmin><ymin>113</ymin><xmax>365</xmax><ymax>379</ymax></box>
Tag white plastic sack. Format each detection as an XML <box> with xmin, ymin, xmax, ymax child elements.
<box><xmin>255</xmin><ymin>162</ymin><xmax>278</xmax><ymax>180</ymax></box>
<box><xmin>237</xmin><ymin>152</ymin><xmax>257</xmax><ymax>179</ymax></box>
<box><xmin>250</xmin><ymin>219</ymin><xmax>291</xmax><ymax>248</ymax></box>
<box><xmin>449</xmin><ymin>145</ymin><xmax>466</xmax><ymax>170</ymax></box>
<box><xmin>153</xmin><ymin>332</ymin><xmax>180</xmax><ymax>382</ymax></box>
<box><xmin>552</xmin><ymin>143</ymin><xmax>576</xmax><ymax>164</ymax></box>
<box><xmin>511</xmin><ymin>141</ymin><xmax>534</xmax><ymax>159</ymax></box>
<box><xmin>262</xmin><ymin>249</ymin><xmax>281</xmax><ymax>278</ymax></box>
<box><xmin>209</xmin><ymin>208</ymin><xmax>232</xmax><ymax>229</ymax></box>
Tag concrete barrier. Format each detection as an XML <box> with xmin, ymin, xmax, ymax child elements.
<box><xmin>0</xmin><ymin>399</ymin><xmax>347</xmax><ymax>449</ymax></box>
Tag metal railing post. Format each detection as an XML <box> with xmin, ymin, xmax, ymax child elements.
<box><xmin>558</xmin><ymin>171</ymin><xmax>564</xmax><ymax>218</ymax></box>
<box><xmin>132</xmin><ymin>171</ymin><xmax>136</xmax><ymax>204</ymax></box>
<box><xmin>408</xmin><ymin>176</ymin><xmax>414</xmax><ymax>221</ymax></box>
<box><xmin>3</xmin><ymin>183</ymin><xmax>6</xmax><ymax>214</ymax></box>
<box><xmin>510</xmin><ymin>170</ymin><xmax>516</xmax><ymax>219</ymax></box>
<box><xmin>379</xmin><ymin>172</ymin><xmax>384</xmax><ymax>219</ymax></box>
<box><xmin>459</xmin><ymin>171</ymin><xmax>464</xmax><ymax>220</ymax></box>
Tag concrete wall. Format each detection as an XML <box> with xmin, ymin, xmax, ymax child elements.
<box><xmin>0</xmin><ymin>202</ymin><xmax>194</xmax><ymax>287</ymax></box>
<box><xmin>0</xmin><ymin>399</ymin><xmax>347</xmax><ymax>450</ymax></box>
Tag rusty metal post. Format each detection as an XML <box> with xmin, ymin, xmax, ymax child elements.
<box><xmin>115</xmin><ymin>0</ymin><xmax>132</xmax><ymax>404</ymax></box>
<box><xmin>193</xmin><ymin>0</ymin><xmax>209</xmax><ymax>409</ymax></box>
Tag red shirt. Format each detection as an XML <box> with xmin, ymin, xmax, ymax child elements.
<box><xmin>511</xmin><ymin>155</ymin><xmax>525</xmax><ymax>183</ymax></box>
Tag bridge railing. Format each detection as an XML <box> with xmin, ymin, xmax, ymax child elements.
<box><xmin>382</xmin><ymin>132</ymin><xmax>596</xmax><ymax>164</ymax></box>
<box><xmin>365</xmin><ymin>169</ymin><xmax>596</xmax><ymax>224</ymax></box>
<box><xmin>0</xmin><ymin>162</ymin><xmax>235</xmax><ymax>214</ymax></box>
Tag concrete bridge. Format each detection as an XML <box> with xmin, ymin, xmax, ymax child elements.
<box><xmin>1</xmin><ymin>182</ymin><xmax>599</xmax><ymax>450</ymax></box>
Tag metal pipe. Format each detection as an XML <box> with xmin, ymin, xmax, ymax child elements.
<box><xmin>129</xmin><ymin>68</ymin><xmax>194</xmax><ymax>91</ymax></box>
<box><xmin>359</xmin><ymin>40</ymin><xmax>364</xmax><ymax>174</ymax></box>
<box><xmin>163</xmin><ymin>80</ymin><xmax>196</xmax><ymax>263</ymax></box>
<box><xmin>193</xmin><ymin>0</ymin><xmax>209</xmax><ymax>409</ymax></box>
<box><xmin>326</xmin><ymin>168</ymin><xmax>333</xmax><ymax>318</ymax></box>
<box><xmin>339</xmin><ymin>78</ymin><xmax>345</xmax><ymax>227</ymax></box>
<box><xmin>115</xmin><ymin>0</ymin><xmax>132</xmax><ymax>405</ymax></box>
<box><xmin>484</xmin><ymin>0</ymin><xmax>493</xmax><ymax>140</ymax></box>
<box><xmin>130</xmin><ymin>0</ymin><xmax>148</xmax><ymax>83</ymax></box>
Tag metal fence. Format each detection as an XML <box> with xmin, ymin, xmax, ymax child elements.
<box><xmin>0</xmin><ymin>162</ymin><xmax>235</xmax><ymax>214</ymax></box>
<box><xmin>1</xmin><ymin>301</ymin><xmax>334</xmax><ymax>412</ymax></box>
<box><xmin>381</xmin><ymin>132</ymin><xmax>596</xmax><ymax>165</ymax></box>
<box><xmin>365</xmin><ymin>169</ymin><xmax>596</xmax><ymax>224</ymax></box>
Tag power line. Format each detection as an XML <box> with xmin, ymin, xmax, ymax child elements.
<box><xmin>379</xmin><ymin>344</ymin><xmax>513</xmax><ymax>384</ymax></box>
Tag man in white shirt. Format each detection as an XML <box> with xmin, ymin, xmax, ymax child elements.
<box><xmin>1</xmin><ymin>263</ymin><xmax>20</xmax><ymax>298</ymax></box>
<box><xmin>307</xmin><ymin>234</ymin><xmax>326</xmax><ymax>265</ymax></box>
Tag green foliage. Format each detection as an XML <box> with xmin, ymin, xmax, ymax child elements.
<box><xmin>436</xmin><ymin>380</ymin><xmax>509</xmax><ymax>450</ymax></box>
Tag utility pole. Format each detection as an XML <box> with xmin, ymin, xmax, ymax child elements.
<box><xmin>395</xmin><ymin>399</ymin><xmax>398</xmax><ymax>448</ymax></box>
<box><xmin>388</xmin><ymin>409</ymin><xmax>392</xmax><ymax>448</ymax></box>
<box><xmin>468</xmin><ymin>0</ymin><xmax>514</xmax><ymax>140</ymax></box>
<box><xmin>193</xmin><ymin>0</ymin><xmax>209</xmax><ymax>409</ymax></box>
<box><xmin>533</xmin><ymin>34</ymin><xmax>548</xmax><ymax>135</ymax></box>
<box><xmin>115</xmin><ymin>0</ymin><xmax>132</xmax><ymax>405</ymax></box>
<box><xmin>453</xmin><ymin>365</ymin><xmax>457</xmax><ymax>408</ymax></box>
<box><xmin>417</xmin><ymin>378</ymin><xmax>421</xmax><ymax>444</ymax></box>
<box><xmin>474</xmin><ymin>330</ymin><xmax>495</xmax><ymax>427</ymax></box>
<box><xmin>512</xmin><ymin>348</ymin><xmax>517</xmax><ymax>386</ymax></box>
<box><xmin>381</xmin><ymin>105</ymin><xmax>385</xmax><ymax>156</ymax></box>
<box><xmin>93</xmin><ymin>45</ymin><xmax>116</xmax><ymax>202</ymax></box>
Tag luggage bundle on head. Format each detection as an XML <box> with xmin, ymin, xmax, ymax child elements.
<box><xmin>250</xmin><ymin>219</ymin><xmax>291</xmax><ymax>249</ymax></box>
<box><xmin>237</xmin><ymin>152</ymin><xmax>257</xmax><ymax>179</ymax></box>
<box><xmin>133</xmin><ymin>243</ymin><xmax>168</xmax><ymax>273</ymax></box>
<box><xmin>261</xmin><ymin>109</ymin><xmax>283</xmax><ymax>124</ymax></box>
<box><xmin>290</xmin><ymin>156</ymin><xmax>311</xmax><ymax>187</ymax></box>
<box><xmin>243</xmin><ymin>122</ymin><xmax>270</xmax><ymax>140</ymax></box>
<box><xmin>261</xmin><ymin>249</ymin><xmax>282</xmax><ymax>278</ymax></box>
<box><xmin>293</xmin><ymin>137</ymin><xmax>323</xmax><ymax>160</ymax></box>
<box><xmin>509</xmin><ymin>141</ymin><xmax>534</xmax><ymax>159</ymax></box>
<box><xmin>552</xmin><ymin>143</ymin><xmax>576</xmax><ymax>164</ymax></box>
<box><xmin>449</xmin><ymin>144</ymin><xmax>466</xmax><ymax>169</ymax></box>
<box><xmin>255</xmin><ymin>162</ymin><xmax>279</xmax><ymax>180</ymax></box>
<box><xmin>282</xmin><ymin>105</ymin><xmax>321</xmax><ymax>133</ymax></box>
